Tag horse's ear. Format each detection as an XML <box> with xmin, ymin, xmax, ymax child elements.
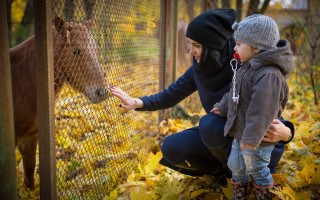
<box><xmin>83</xmin><ymin>19</ymin><xmax>95</xmax><ymax>30</ymax></box>
<box><xmin>54</xmin><ymin>16</ymin><xmax>65</xmax><ymax>33</ymax></box>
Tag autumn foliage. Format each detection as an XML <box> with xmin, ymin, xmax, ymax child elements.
<box><xmin>9</xmin><ymin>1</ymin><xmax>320</xmax><ymax>199</ymax></box>
<box><xmin>104</xmin><ymin>78</ymin><xmax>320</xmax><ymax>200</ymax></box>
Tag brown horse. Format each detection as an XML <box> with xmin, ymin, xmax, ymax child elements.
<box><xmin>10</xmin><ymin>17</ymin><xmax>108</xmax><ymax>189</ymax></box>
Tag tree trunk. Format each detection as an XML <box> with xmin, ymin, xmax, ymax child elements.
<box><xmin>64</xmin><ymin>0</ymin><xmax>74</xmax><ymax>21</ymax></box>
<box><xmin>6</xmin><ymin>0</ymin><xmax>12</xmax><ymax>46</ymax></box>
<box><xmin>259</xmin><ymin>0</ymin><xmax>271</xmax><ymax>14</ymax></box>
<box><xmin>14</xmin><ymin>0</ymin><xmax>34</xmax><ymax>45</ymax></box>
<box><xmin>21</xmin><ymin>0</ymin><xmax>34</xmax><ymax>25</ymax></box>
<box><xmin>84</xmin><ymin>0</ymin><xmax>95</xmax><ymax>20</ymax></box>
<box><xmin>204</xmin><ymin>0</ymin><xmax>218</xmax><ymax>10</ymax></box>
<box><xmin>236</xmin><ymin>0</ymin><xmax>242</xmax><ymax>20</ymax></box>
<box><xmin>187</xmin><ymin>0</ymin><xmax>195</xmax><ymax>19</ymax></box>
<box><xmin>247</xmin><ymin>0</ymin><xmax>259</xmax><ymax>16</ymax></box>
<box><xmin>221</xmin><ymin>0</ymin><xmax>230</xmax><ymax>8</ymax></box>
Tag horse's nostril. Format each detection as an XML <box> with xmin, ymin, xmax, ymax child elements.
<box><xmin>95</xmin><ymin>88</ymin><xmax>107</xmax><ymax>98</ymax></box>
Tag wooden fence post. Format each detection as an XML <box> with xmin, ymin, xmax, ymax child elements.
<box><xmin>0</xmin><ymin>1</ymin><xmax>18</xmax><ymax>198</ymax></box>
<box><xmin>34</xmin><ymin>0</ymin><xmax>57</xmax><ymax>199</ymax></box>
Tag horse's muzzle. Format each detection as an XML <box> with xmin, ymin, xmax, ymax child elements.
<box><xmin>93</xmin><ymin>87</ymin><xmax>108</xmax><ymax>103</ymax></box>
<box><xmin>96</xmin><ymin>87</ymin><xmax>108</xmax><ymax>99</ymax></box>
<box><xmin>85</xmin><ymin>85</ymin><xmax>108</xmax><ymax>103</ymax></box>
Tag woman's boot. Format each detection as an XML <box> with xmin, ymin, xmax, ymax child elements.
<box><xmin>206</xmin><ymin>144</ymin><xmax>232</xmax><ymax>177</ymax></box>
<box><xmin>253</xmin><ymin>182</ymin><xmax>274</xmax><ymax>200</ymax></box>
<box><xmin>231</xmin><ymin>178</ymin><xmax>253</xmax><ymax>200</ymax></box>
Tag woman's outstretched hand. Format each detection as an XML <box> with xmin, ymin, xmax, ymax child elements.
<box><xmin>263</xmin><ymin>119</ymin><xmax>292</xmax><ymax>143</ymax></box>
<box><xmin>110</xmin><ymin>86</ymin><xmax>142</xmax><ymax>111</ymax></box>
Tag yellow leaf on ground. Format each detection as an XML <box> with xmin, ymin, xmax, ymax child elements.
<box><xmin>202</xmin><ymin>192</ymin><xmax>224</xmax><ymax>200</ymax></box>
<box><xmin>312</xmin><ymin>142</ymin><xmax>320</xmax><ymax>154</ymax></box>
<box><xmin>130</xmin><ymin>187</ymin><xmax>157</xmax><ymax>200</ymax></box>
<box><xmin>294</xmin><ymin>163</ymin><xmax>320</xmax><ymax>187</ymax></box>
<box><xmin>167</xmin><ymin>119</ymin><xmax>178</xmax><ymax>132</ymax></box>
<box><xmin>190</xmin><ymin>189</ymin><xmax>206</xmax><ymax>198</ymax></box>
<box><xmin>282</xmin><ymin>184</ymin><xmax>311</xmax><ymax>199</ymax></box>
<box><xmin>104</xmin><ymin>188</ymin><xmax>118</xmax><ymax>200</ymax></box>
<box><xmin>282</xmin><ymin>184</ymin><xmax>296</xmax><ymax>199</ymax></box>
<box><xmin>158</xmin><ymin>120</ymin><xmax>169</xmax><ymax>135</ymax></box>
<box><xmin>272</xmin><ymin>173</ymin><xmax>288</xmax><ymax>185</ymax></box>
<box><xmin>222</xmin><ymin>179</ymin><xmax>233</xmax><ymax>200</ymax></box>
<box><xmin>295</xmin><ymin>121</ymin><xmax>313</xmax><ymax>139</ymax></box>
<box><xmin>295</xmin><ymin>140</ymin><xmax>307</xmax><ymax>148</ymax></box>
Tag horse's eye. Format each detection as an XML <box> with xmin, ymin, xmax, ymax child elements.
<box><xmin>73</xmin><ymin>49</ymin><xmax>81</xmax><ymax>56</ymax></box>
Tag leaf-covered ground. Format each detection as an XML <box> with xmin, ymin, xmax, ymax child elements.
<box><xmin>15</xmin><ymin>79</ymin><xmax>319</xmax><ymax>200</ymax></box>
<box><xmin>105</xmin><ymin>79</ymin><xmax>320</xmax><ymax>200</ymax></box>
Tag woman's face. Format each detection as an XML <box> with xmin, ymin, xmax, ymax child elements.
<box><xmin>234</xmin><ymin>40</ymin><xmax>260</xmax><ymax>62</ymax></box>
<box><xmin>187</xmin><ymin>38</ymin><xmax>202</xmax><ymax>63</ymax></box>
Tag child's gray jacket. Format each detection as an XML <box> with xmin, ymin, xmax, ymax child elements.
<box><xmin>214</xmin><ymin>39</ymin><xmax>294</xmax><ymax>147</ymax></box>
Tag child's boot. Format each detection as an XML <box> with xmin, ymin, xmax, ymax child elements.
<box><xmin>253</xmin><ymin>182</ymin><xmax>274</xmax><ymax>200</ymax></box>
<box><xmin>231</xmin><ymin>178</ymin><xmax>253</xmax><ymax>200</ymax></box>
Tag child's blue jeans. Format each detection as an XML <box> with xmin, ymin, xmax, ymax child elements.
<box><xmin>227</xmin><ymin>139</ymin><xmax>274</xmax><ymax>186</ymax></box>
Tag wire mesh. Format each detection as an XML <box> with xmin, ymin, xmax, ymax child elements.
<box><xmin>51</xmin><ymin>0</ymin><xmax>163</xmax><ymax>199</ymax></box>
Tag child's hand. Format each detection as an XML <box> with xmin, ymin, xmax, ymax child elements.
<box><xmin>210</xmin><ymin>107</ymin><xmax>221</xmax><ymax>115</ymax></box>
<box><xmin>241</xmin><ymin>143</ymin><xmax>257</xmax><ymax>151</ymax></box>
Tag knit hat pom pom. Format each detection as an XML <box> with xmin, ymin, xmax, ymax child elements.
<box><xmin>232</xmin><ymin>22</ymin><xmax>238</xmax><ymax>31</ymax></box>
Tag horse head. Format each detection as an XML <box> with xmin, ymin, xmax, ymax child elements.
<box><xmin>53</xmin><ymin>17</ymin><xmax>108</xmax><ymax>103</ymax></box>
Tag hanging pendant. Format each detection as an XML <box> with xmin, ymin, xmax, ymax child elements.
<box><xmin>230</xmin><ymin>52</ymin><xmax>240</xmax><ymax>104</ymax></box>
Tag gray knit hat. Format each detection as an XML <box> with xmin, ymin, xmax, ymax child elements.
<box><xmin>232</xmin><ymin>14</ymin><xmax>280</xmax><ymax>50</ymax></box>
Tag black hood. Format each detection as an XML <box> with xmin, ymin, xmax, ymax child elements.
<box><xmin>186</xmin><ymin>8</ymin><xmax>236</xmax><ymax>51</ymax></box>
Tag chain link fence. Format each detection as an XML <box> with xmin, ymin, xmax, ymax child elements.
<box><xmin>10</xmin><ymin>0</ymin><xmax>164</xmax><ymax>199</ymax></box>
<box><xmin>7</xmin><ymin>0</ymin><xmax>212</xmax><ymax>198</ymax></box>
<box><xmin>52</xmin><ymin>0</ymin><xmax>163</xmax><ymax>199</ymax></box>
